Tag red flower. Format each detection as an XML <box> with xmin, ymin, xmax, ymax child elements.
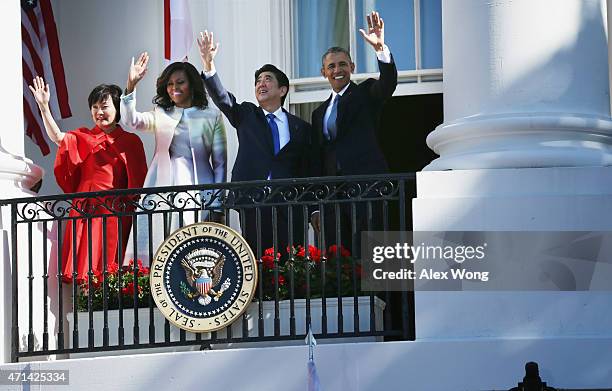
<box><xmin>264</xmin><ymin>248</ymin><xmax>279</xmax><ymax>257</ymax></box>
<box><xmin>127</xmin><ymin>259</ymin><xmax>144</xmax><ymax>269</ymax></box>
<box><xmin>76</xmin><ymin>275</ymin><xmax>87</xmax><ymax>286</ymax></box>
<box><xmin>307</xmin><ymin>245</ymin><xmax>321</xmax><ymax>262</ymax></box>
<box><xmin>139</xmin><ymin>266</ymin><xmax>150</xmax><ymax>277</ymax></box>
<box><xmin>262</xmin><ymin>248</ymin><xmax>280</xmax><ymax>270</ymax></box>
<box><xmin>286</xmin><ymin>245</ymin><xmax>305</xmax><ymax>258</ymax></box>
<box><xmin>287</xmin><ymin>245</ymin><xmax>306</xmax><ymax>258</ymax></box>
<box><xmin>107</xmin><ymin>262</ymin><xmax>119</xmax><ymax>274</ymax></box>
<box><xmin>327</xmin><ymin>245</ymin><xmax>351</xmax><ymax>258</ymax></box>
<box><xmin>91</xmin><ymin>275</ymin><xmax>102</xmax><ymax>289</ymax></box>
<box><xmin>270</xmin><ymin>275</ymin><xmax>286</xmax><ymax>286</ymax></box>
<box><xmin>287</xmin><ymin>245</ymin><xmax>323</xmax><ymax>261</ymax></box>
<box><xmin>122</xmin><ymin>282</ymin><xmax>134</xmax><ymax>296</ymax></box>
<box><xmin>261</xmin><ymin>255</ymin><xmax>275</xmax><ymax>269</ymax></box>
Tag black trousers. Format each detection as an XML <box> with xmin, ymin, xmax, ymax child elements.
<box><xmin>240</xmin><ymin>205</ymin><xmax>306</xmax><ymax>258</ymax></box>
<box><xmin>319</xmin><ymin>201</ymin><xmax>384</xmax><ymax>259</ymax></box>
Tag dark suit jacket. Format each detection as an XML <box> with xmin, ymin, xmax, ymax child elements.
<box><xmin>203</xmin><ymin>72</ymin><xmax>312</xmax><ymax>253</ymax></box>
<box><xmin>311</xmin><ymin>57</ymin><xmax>397</xmax><ymax>176</ymax></box>
<box><xmin>203</xmin><ymin>73</ymin><xmax>311</xmax><ymax>182</ymax></box>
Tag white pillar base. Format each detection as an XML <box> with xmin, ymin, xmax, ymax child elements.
<box><xmin>0</xmin><ymin>151</ymin><xmax>43</xmax><ymax>199</ymax></box>
<box><xmin>413</xmin><ymin>166</ymin><xmax>612</xmax><ymax>341</ymax></box>
<box><xmin>426</xmin><ymin>113</ymin><xmax>612</xmax><ymax>170</ymax></box>
<box><xmin>0</xmin><ymin>152</ymin><xmax>44</xmax><ymax>363</ymax></box>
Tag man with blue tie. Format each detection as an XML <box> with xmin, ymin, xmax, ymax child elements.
<box><xmin>311</xmin><ymin>11</ymin><xmax>398</xmax><ymax>250</ymax></box>
<box><xmin>198</xmin><ymin>31</ymin><xmax>312</xmax><ymax>256</ymax></box>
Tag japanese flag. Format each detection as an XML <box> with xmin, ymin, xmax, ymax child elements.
<box><xmin>164</xmin><ymin>0</ymin><xmax>193</xmax><ymax>63</ymax></box>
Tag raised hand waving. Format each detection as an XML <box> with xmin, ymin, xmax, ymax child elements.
<box><xmin>126</xmin><ymin>52</ymin><xmax>149</xmax><ymax>94</ymax></box>
<box><xmin>359</xmin><ymin>11</ymin><xmax>385</xmax><ymax>52</ymax></box>
<box><xmin>28</xmin><ymin>76</ymin><xmax>51</xmax><ymax>108</ymax></box>
<box><xmin>197</xmin><ymin>30</ymin><xmax>219</xmax><ymax>72</ymax></box>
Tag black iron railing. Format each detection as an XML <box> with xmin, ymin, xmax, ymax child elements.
<box><xmin>1</xmin><ymin>174</ymin><xmax>416</xmax><ymax>361</ymax></box>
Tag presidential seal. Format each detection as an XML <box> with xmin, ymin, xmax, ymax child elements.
<box><xmin>150</xmin><ymin>222</ymin><xmax>257</xmax><ymax>333</ymax></box>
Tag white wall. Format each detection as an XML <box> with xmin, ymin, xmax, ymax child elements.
<box><xmin>25</xmin><ymin>0</ymin><xmax>286</xmax><ymax>197</ymax></box>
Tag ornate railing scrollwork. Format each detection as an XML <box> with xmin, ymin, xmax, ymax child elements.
<box><xmin>3</xmin><ymin>174</ymin><xmax>415</xmax><ymax>223</ymax></box>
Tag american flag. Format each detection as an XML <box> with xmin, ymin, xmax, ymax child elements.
<box><xmin>21</xmin><ymin>0</ymin><xmax>71</xmax><ymax>156</ymax></box>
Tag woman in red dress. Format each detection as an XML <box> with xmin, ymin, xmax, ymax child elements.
<box><xmin>29</xmin><ymin>77</ymin><xmax>147</xmax><ymax>282</ymax></box>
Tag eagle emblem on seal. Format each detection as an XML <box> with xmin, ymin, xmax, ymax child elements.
<box><xmin>181</xmin><ymin>248</ymin><xmax>231</xmax><ymax>306</ymax></box>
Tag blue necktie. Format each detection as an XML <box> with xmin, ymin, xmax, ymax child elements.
<box><xmin>326</xmin><ymin>94</ymin><xmax>340</xmax><ymax>140</ymax></box>
<box><xmin>267</xmin><ymin>113</ymin><xmax>280</xmax><ymax>154</ymax></box>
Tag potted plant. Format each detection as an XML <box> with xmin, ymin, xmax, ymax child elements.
<box><xmin>67</xmin><ymin>260</ymin><xmax>165</xmax><ymax>351</ymax></box>
<box><xmin>243</xmin><ymin>244</ymin><xmax>385</xmax><ymax>338</ymax></box>
<box><xmin>67</xmin><ymin>248</ymin><xmax>384</xmax><ymax>352</ymax></box>
<box><xmin>75</xmin><ymin>259</ymin><xmax>150</xmax><ymax>312</ymax></box>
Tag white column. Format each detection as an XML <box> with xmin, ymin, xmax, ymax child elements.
<box><xmin>412</xmin><ymin>0</ymin><xmax>612</xmax><ymax>387</ymax></box>
<box><xmin>0</xmin><ymin>0</ymin><xmax>43</xmax><ymax>187</ymax></box>
<box><xmin>0</xmin><ymin>0</ymin><xmax>44</xmax><ymax>363</ymax></box>
<box><xmin>426</xmin><ymin>0</ymin><xmax>612</xmax><ymax>171</ymax></box>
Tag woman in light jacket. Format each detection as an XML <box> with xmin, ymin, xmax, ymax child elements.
<box><xmin>121</xmin><ymin>52</ymin><xmax>227</xmax><ymax>265</ymax></box>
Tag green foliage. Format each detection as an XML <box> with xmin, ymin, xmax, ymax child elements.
<box><xmin>260</xmin><ymin>245</ymin><xmax>364</xmax><ymax>301</ymax></box>
<box><xmin>76</xmin><ymin>259</ymin><xmax>151</xmax><ymax>312</ymax></box>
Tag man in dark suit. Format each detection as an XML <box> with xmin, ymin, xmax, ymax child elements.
<box><xmin>311</xmin><ymin>11</ymin><xmax>398</xmax><ymax>252</ymax></box>
<box><xmin>198</xmin><ymin>31</ymin><xmax>311</xmax><ymax>257</ymax></box>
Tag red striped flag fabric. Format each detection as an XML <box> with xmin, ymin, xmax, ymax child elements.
<box><xmin>21</xmin><ymin>0</ymin><xmax>72</xmax><ymax>156</ymax></box>
<box><xmin>164</xmin><ymin>0</ymin><xmax>193</xmax><ymax>63</ymax></box>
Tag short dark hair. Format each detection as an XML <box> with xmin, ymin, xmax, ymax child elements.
<box><xmin>254</xmin><ymin>64</ymin><xmax>289</xmax><ymax>105</ymax></box>
<box><xmin>88</xmin><ymin>84</ymin><xmax>122</xmax><ymax>123</ymax></box>
<box><xmin>321</xmin><ymin>47</ymin><xmax>352</xmax><ymax>66</ymax></box>
<box><xmin>154</xmin><ymin>61</ymin><xmax>208</xmax><ymax>111</ymax></box>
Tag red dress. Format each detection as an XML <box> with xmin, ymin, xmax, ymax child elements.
<box><xmin>54</xmin><ymin>126</ymin><xmax>147</xmax><ymax>282</ymax></box>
